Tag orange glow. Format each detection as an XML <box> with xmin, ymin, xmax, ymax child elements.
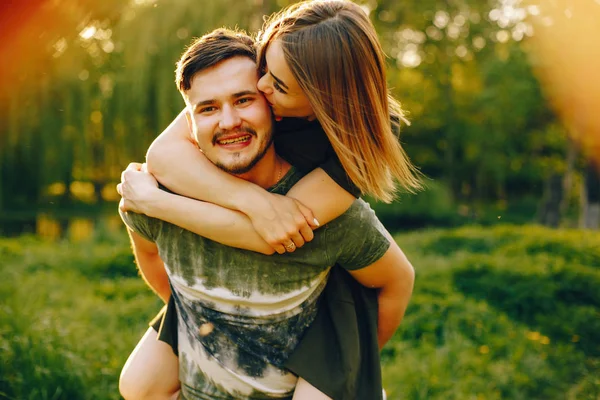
<box><xmin>527</xmin><ymin>1</ymin><xmax>600</xmax><ymax>164</ymax></box>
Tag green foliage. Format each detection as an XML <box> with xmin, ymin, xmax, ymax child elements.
<box><xmin>381</xmin><ymin>225</ymin><xmax>599</xmax><ymax>399</ymax></box>
<box><xmin>447</xmin><ymin>226</ymin><xmax>600</xmax><ymax>357</ymax></box>
<box><xmin>87</xmin><ymin>250</ymin><xmax>137</xmax><ymax>279</ymax></box>
<box><xmin>370</xmin><ymin>180</ymin><xmax>460</xmax><ymax>229</ymax></box>
<box><xmin>0</xmin><ymin>237</ymin><xmax>161</xmax><ymax>399</ymax></box>
<box><xmin>2</xmin><ymin>226</ymin><xmax>599</xmax><ymax>399</ymax></box>
<box><xmin>0</xmin><ymin>0</ymin><xmax>584</xmax><ymax>219</ymax></box>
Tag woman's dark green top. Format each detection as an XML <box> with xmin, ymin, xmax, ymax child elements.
<box><xmin>274</xmin><ymin>117</ymin><xmax>361</xmax><ymax>198</ymax></box>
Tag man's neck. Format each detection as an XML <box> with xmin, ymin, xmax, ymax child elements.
<box><xmin>236</xmin><ymin>151</ymin><xmax>291</xmax><ymax>189</ymax></box>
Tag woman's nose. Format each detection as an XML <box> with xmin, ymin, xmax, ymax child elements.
<box><xmin>257</xmin><ymin>74</ymin><xmax>272</xmax><ymax>94</ymax></box>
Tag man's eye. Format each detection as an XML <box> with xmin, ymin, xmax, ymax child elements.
<box><xmin>199</xmin><ymin>106</ymin><xmax>216</xmax><ymax>113</ymax></box>
<box><xmin>237</xmin><ymin>97</ymin><xmax>252</xmax><ymax>105</ymax></box>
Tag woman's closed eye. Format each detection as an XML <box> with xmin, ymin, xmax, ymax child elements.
<box><xmin>273</xmin><ymin>80</ymin><xmax>287</xmax><ymax>94</ymax></box>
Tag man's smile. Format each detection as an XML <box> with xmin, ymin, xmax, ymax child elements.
<box><xmin>217</xmin><ymin>134</ymin><xmax>252</xmax><ymax>145</ymax></box>
<box><xmin>212</xmin><ymin>129</ymin><xmax>257</xmax><ymax>150</ymax></box>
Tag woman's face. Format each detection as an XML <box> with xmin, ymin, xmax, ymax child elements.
<box><xmin>257</xmin><ymin>39</ymin><xmax>315</xmax><ymax>120</ymax></box>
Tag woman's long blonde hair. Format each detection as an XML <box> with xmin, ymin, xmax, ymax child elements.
<box><xmin>258</xmin><ymin>0</ymin><xmax>422</xmax><ymax>202</ymax></box>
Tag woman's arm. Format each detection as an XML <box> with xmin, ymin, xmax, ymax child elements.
<box><xmin>119</xmin><ymin>159</ymin><xmax>354</xmax><ymax>255</ymax></box>
<box><xmin>144</xmin><ymin>109</ymin><xmax>355</xmax><ymax>250</ymax></box>
<box><xmin>119</xmin><ymin>163</ymin><xmax>278</xmax><ymax>254</ymax></box>
<box><xmin>146</xmin><ymin>108</ymin><xmax>266</xmax><ymax>214</ymax></box>
<box><xmin>285</xmin><ymin>168</ymin><xmax>355</xmax><ymax>226</ymax></box>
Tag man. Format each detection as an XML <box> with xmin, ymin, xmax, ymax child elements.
<box><xmin>119</xmin><ymin>29</ymin><xmax>414</xmax><ymax>399</ymax></box>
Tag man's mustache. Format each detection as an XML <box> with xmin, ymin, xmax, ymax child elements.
<box><xmin>212</xmin><ymin>128</ymin><xmax>257</xmax><ymax>145</ymax></box>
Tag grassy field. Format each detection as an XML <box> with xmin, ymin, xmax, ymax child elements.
<box><xmin>1</xmin><ymin>225</ymin><xmax>599</xmax><ymax>399</ymax></box>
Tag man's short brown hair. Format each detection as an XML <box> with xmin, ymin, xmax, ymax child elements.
<box><xmin>175</xmin><ymin>28</ymin><xmax>256</xmax><ymax>93</ymax></box>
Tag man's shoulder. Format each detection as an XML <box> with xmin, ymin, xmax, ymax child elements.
<box><xmin>322</xmin><ymin>198</ymin><xmax>386</xmax><ymax>245</ymax></box>
<box><xmin>322</xmin><ymin>199</ymin><xmax>390</xmax><ymax>270</ymax></box>
<box><xmin>268</xmin><ymin>165</ymin><xmax>306</xmax><ymax>195</ymax></box>
<box><xmin>334</xmin><ymin>199</ymin><xmax>378</xmax><ymax>224</ymax></box>
<box><xmin>119</xmin><ymin>208</ymin><xmax>161</xmax><ymax>242</ymax></box>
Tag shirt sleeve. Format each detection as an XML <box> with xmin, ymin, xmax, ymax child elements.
<box><xmin>325</xmin><ymin>199</ymin><xmax>391</xmax><ymax>270</ymax></box>
<box><xmin>119</xmin><ymin>208</ymin><xmax>160</xmax><ymax>242</ymax></box>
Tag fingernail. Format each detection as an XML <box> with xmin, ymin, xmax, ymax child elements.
<box><xmin>313</xmin><ymin>218</ymin><xmax>320</xmax><ymax>227</ymax></box>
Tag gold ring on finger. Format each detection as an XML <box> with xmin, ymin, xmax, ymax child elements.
<box><xmin>285</xmin><ymin>242</ymin><xmax>296</xmax><ymax>251</ymax></box>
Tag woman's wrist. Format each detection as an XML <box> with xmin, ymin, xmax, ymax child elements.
<box><xmin>139</xmin><ymin>188</ymin><xmax>171</xmax><ymax>218</ymax></box>
<box><xmin>233</xmin><ymin>185</ymin><xmax>272</xmax><ymax>219</ymax></box>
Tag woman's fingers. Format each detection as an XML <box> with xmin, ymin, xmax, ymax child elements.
<box><xmin>294</xmin><ymin>201</ymin><xmax>316</xmax><ymax>243</ymax></box>
<box><xmin>298</xmin><ymin>225</ymin><xmax>314</xmax><ymax>243</ymax></box>
<box><xmin>297</xmin><ymin>201</ymin><xmax>319</xmax><ymax>229</ymax></box>
<box><xmin>283</xmin><ymin>241</ymin><xmax>297</xmax><ymax>253</ymax></box>
<box><xmin>127</xmin><ymin>162</ymin><xmax>143</xmax><ymax>171</ymax></box>
<box><xmin>288</xmin><ymin>231</ymin><xmax>305</xmax><ymax>250</ymax></box>
<box><xmin>249</xmin><ymin>194</ymin><xmax>319</xmax><ymax>254</ymax></box>
<box><xmin>273</xmin><ymin>244</ymin><xmax>286</xmax><ymax>254</ymax></box>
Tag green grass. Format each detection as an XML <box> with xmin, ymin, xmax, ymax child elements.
<box><xmin>382</xmin><ymin>225</ymin><xmax>600</xmax><ymax>400</ymax></box>
<box><xmin>0</xmin><ymin>235</ymin><xmax>162</xmax><ymax>400</ymax></box>
<box><xmin>1</xmin><ymin>225</ymin><xmax>599</xmax><ymax>399</ymax></box>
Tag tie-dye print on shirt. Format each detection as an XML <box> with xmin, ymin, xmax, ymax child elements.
<box><xmin>120</xmin><ymin>167</ymin><xmax>390</xmax><ymax>399</ymax></box>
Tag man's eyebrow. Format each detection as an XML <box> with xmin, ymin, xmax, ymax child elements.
<box><xmin>192</xmin><ymin>90</ymin><xmax>258</xmax><ymax>111</ymax></box>
<box><xmin>269</xmin><ymin>72</ymin><xmax>289</xmax><ymax>90</ymax></box>
<box><xmin>193</xmin><ymin>99</ymin><xmax>216</xmax><ymax>112</ymax></box>
<box><xmin>233</xmin><ymin>90</ymin><xmax>259</xmax><ymax>97</ymax></box>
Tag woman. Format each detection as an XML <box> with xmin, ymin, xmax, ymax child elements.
<box><xmin>118</xmin><ymin>1</ymin><xmax>420</xmax><ymax>399</ymax></box>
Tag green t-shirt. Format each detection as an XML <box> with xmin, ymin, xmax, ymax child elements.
<box><xmin>120</xmin><ymin>167</ymin><xmax>389</xmax><ymax>400</ymax></box>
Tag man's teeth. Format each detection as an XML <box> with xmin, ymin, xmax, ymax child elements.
<box><xmin>219</xmin><ymin>135</ymin><xmax>251</xmax><ymax>145</ymax></box>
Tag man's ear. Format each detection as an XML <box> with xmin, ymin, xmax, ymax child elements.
<box><xmin>184</xmin><ymin>108</ymin><xmax>194</xmax><ymax>135</ymax></box>
<box><xmin>184</xmin><ymin>107</ymin><xmax>203</xmax><ymax>153</ymax></box>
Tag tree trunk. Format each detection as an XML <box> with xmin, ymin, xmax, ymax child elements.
<box><xmin>560</xmin><ymin>138</ymin><xmax>577</xmax><ymax>213</ymax></box>
<box><xmin>539</xmin><ymin>173</ymin><xmax>563</xmax><ymax>228</ymax></box>
<box><xmin>580</xmin><ymin>162</ymin><xmax>600</xmax><ymax>229</ymax></box>
<box><xmin>94</xmin><ymin>181</ymin><xmax>105</xmax><ymax>206</ymax></box>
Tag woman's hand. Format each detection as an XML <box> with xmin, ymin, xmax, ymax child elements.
<box><xmin>117</xmin><ymin>162</ymin><xmax>160</xmax><ymax>214</ymax></box>
<box><xmin>245</xmin><ymin>193</ymin><xmax>320</xmax><ymax>254</ymax></box>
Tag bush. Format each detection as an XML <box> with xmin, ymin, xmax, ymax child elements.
<box><xmin>87</xmin><ymin>250</ymin><xmax>138</xmax><ymax>279</ymax></box>
<box><xmin>383</xmin><ymin>225</ymin><xmax>600</xmax><ymax>398</ymax></box>
<box><xmin>370</xmin><ymin>180</ymin><xmax>460</xmax><ymax>230</ymax></box>
<box><xmin>453</xmin><ymin>253</ymin><xmax>600</xmax><ymax>356</ymax></box>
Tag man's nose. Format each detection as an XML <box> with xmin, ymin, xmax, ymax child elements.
<box><xmin>219</xmin><ymin>105</ymin><xmax>242</xmax><ymax>130</ymax></box>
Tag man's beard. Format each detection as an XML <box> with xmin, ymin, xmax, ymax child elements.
<box><xmin>212</xmin><ymin>127</ymin><xmax>274</xmax><ymax>175</ymax></box>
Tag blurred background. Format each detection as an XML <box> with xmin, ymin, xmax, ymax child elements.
<box><xmin>1</xmin><ymin>0</ymin><xmax>599</xmax><ymax>399</ymax></box>
<box><xmin>1</xmin><ymin>0</ymin><xmax>599</xmax><ymax>238</ymax></box>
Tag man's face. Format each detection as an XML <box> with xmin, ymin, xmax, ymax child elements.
<box><xmin>184</xmin><ymin>56</ymin><xmax>274</xmax><ymax>175</ymax></box>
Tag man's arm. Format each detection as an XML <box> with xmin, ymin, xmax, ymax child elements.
<box><xmin>126</xmin><ymin>226</ymin><xmax>171</xmax><ymax>303</ymax></box>
<box><xmin>348</xmin><ymin>238</ymin><xmax>415</xmax><ymax>349</ymax></box>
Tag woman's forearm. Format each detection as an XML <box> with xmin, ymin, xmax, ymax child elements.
<box><xmin>143</xmin><ymin>189</ymin><xmax>275</xmax><ymax>255</ymax></box>
<box><xmin>286</xmin><ymin>168</ymin><xmax>355</xmax><ymax>225</ymax></box>
<box><xmin>143</xmin><ymin>110</ymin><xmax>356</xmax><ymax>250</ymax></box>
<box><xmin>145</xmin><ymin>108</ymin><xmax>266</xmax><ymax>214</ymax></box>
